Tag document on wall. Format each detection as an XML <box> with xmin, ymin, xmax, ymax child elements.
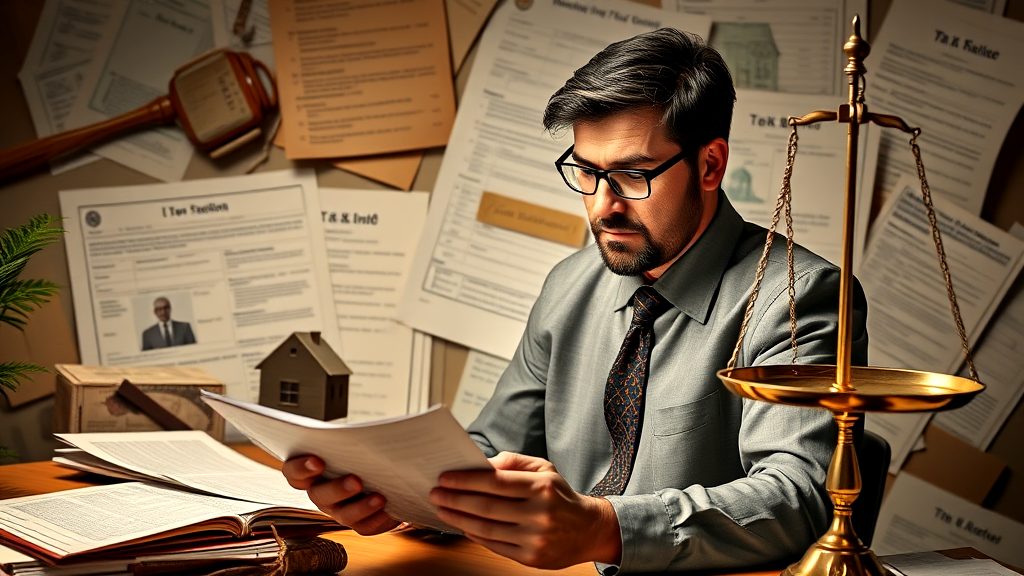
<box><xmin>446</xmin><ymin>0</ymin><xmax>499</xmax><ymax>73</ymax></box>
<box><xmin>668</xmin><ymin>0</ymin><xmax>866</xmax><ymax>97</ymax></box>
<box><xmin>17</xmin><ymin>0</ymin><xmax>118</xmax><ymax>174</ymax></box>
<box><xmin>868</xmin><ymin>0</ymin><xmax>1024</xmax><ymax>215</ymax></box>
<box><xmin>211</xmin><ymin>0</ymin><xmax>274</xmax><ymax>67</ymax></box>
<box><xmin>65</xmin><ymin>0</ymin><xmax>215</xmax><ymax>182</ymax></box>
<box><xmin>399</xmin><ymin>0</ymin><xmax>712</xmax><ymax>359</ymax></box>
<box><xmin>728</xmin><ymin>89</ymin><xmax>880</xmax><ymax>267</ymax></box>
<box><xmin>269</xmin><ymin>0</ymin><xmax>456</xmax><ymax>159</ymax></box>
<box><xmin>874</xmin><ymin>473</ymin><xmax>1024</xmax><ymax>569</ymax></box>
<box><xmin>861</xmin><ymin>177</ymin><xmax>1024</xmax><ymax>472</ymax></box>
<box><xmin>451</xmin><ymin>350</ymin><xmax>508</xmax><ymax>428</ymax></box>
<box><xmin>59</xmin><ymin>169</ymin><xmax>340</xmax><ymax>408</ymax></box>
<box><xmin>933</xmin><ymin>223</ymin><xmax>1024</xmax><ymax>450</ymax></box>
<box><xmin>319</xmin><ymin>188</ymin><xmax>432</xmax><ymax>420</ymax></box>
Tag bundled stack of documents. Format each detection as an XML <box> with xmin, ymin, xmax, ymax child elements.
<box><xmin>0</xmin><ymin>430</ymin><xmax>341</xmax><ymax>575</ymax></box>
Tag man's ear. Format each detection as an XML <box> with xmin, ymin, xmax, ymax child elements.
<box><xmin>698</xmin><ymin>138</ymin><xmax>729</xmax><ymax>193</ymax></box>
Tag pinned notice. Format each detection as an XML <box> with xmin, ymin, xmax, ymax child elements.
<box><xmin>476</xmin><ymin>191</ymin><xmax>588</xmax><ymax>249</ymax></box>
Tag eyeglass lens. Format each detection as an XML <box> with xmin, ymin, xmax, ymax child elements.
<box><xmin>559</xmin><ymin>165</ymin><xmax>649</xmax><ymax>198</ymax></box>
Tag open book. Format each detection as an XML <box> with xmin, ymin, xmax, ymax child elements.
<box><xmin>0</xmin><ymin>481</ymin><xmax>336</xmax><ymax>564</ymax></box>
<box><xmin>200</xmin><ymin>390</ymin><xmax>492</xmax><ymax>532</ymax></box>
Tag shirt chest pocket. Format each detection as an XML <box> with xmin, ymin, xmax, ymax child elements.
<box><xmin>653</xmin><ymin>390</ymin><xmax>719</xmax><ymax>436</ymax></box>
<box><xmin>649</xmin><ymin>390</ymin><xmax>724</xmax><ymax>489</ymax></box>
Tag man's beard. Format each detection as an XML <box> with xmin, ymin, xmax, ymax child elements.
<box><xmin>590</xmin><ymin>174</ymin><xmax>704</xmax><ymax>276</ymax></box>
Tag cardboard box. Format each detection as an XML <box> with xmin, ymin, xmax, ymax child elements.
<box><xmin>54</xmin><ymin>364</ymin><xmax>225</xmax><ymax>441</ymax></box>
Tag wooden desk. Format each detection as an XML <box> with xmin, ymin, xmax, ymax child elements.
<box><xmin>0</xmin><ymin>447</ymin><xmax>787</xmax><ymax>576</ymax></box>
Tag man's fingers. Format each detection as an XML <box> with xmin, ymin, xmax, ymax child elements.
<box><xmin>281</xmin><ymin>455</ymin><xmax>325</xmax><ymax>489</ymax></box>
<box><xmin>429</xmin><ymin>487</ymin><xmax>524</xmax><ymax>523</ymax></box>
<box><xmin>489</xmin><ymin>451</ymin><xmax>556</xmax><ymax>473</ymax></box>
<box><xmin>438</xmin><ymin>468</ymin><xmax>551</xmax><ymax>498</ymax></box>
<box><xmin>435</xmin><ymin>506</ymin><xmax>517</xmax><ymax>544</ymax></box>
<box><xmin>306</xmin><ymin>474</ymin><xmax>364</xmax><ymax>509</ymax></box>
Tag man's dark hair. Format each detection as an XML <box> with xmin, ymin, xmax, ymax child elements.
<box><xmin>543</xmin><ymin>28</ymin><xmax>735</xmax><ymax>153</ymax></box>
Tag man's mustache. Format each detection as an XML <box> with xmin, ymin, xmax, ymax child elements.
<box><xmin>593</xmin><ymin>214</ymin><xmax>645</xmax><ymax>233</ymax></box>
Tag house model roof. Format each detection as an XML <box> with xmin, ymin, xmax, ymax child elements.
<box><xmin>257</xmin><ymin>331</ymin><xmax>352</xmax><ymax>376</ymax></box>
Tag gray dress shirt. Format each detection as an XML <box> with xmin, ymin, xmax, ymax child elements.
<box><xmin>468</xmin><ymin>192</ymin><xmax>868</xmax><ymax>573</ymax></box>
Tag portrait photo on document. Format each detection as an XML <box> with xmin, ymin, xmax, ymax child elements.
<box><xmin>136</xmin><ymin>292</ymin><xmax>198</xmax><ymax>352</ymax></box>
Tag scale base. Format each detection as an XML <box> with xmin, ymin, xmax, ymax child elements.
<box><xmin>781</xmin><ymin>542</ymin><xmax>891</xmax><ymax>576</ymax></box>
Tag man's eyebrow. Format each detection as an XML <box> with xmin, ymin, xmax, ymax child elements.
<box><xmin>571</xmin><ymin>150</ymin><xmax>659</xmax><ymax>169</ymax></box>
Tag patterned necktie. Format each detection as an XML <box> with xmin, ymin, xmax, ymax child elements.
<box><xmin>162</xmin><ymin>322</ymin><xmax>172</xmax><ymax>346</ymax></box>
<box><xmin>590</xmin><ymin>286</ymin><xmax>671</xmax><ymax>497</ymax></box>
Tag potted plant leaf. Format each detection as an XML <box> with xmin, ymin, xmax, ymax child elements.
<box><xmin>0</xmin><ymin>214</ymin><xmax>64</xmax><ymax>460</ymax></box>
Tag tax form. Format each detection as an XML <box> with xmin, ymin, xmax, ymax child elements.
<box><xmin>728</xmin><ymin>89</ymin><xmax>880</xmax><ymax>268</ymax></box>
<box><xmin>66</xmin><ymin>0</ymin><xmax>215</xmax><ymax>182</ymax></box>
<box><xmin>18</xmin><ymin>0</ymin><xmax>117</xmax><ymax>173</ymax></box>
<box><xmin>868</xmin><ymin>0</ymin><xmax>1024</xmax><ymax>215</ymax></box>
<box><xmin>668</xmin><ymin>0</ymin><xmax>866</xmax><ymax>97</ymax></box>
<box><xmin>319</xmin><ymin>188</ymin><xmax>432</xmax><ymax>420</ymax></box>
<box><xmin>860</xmin><ymin>177</ymin><xmax>1024</xmax><ymax>472</ymax></box>
<box><xmin>60</xmin><ymin>170</ymin><xmax>340</xmax><ymax>408</ymax></box>
<box><xmin>399</xmin><ymin>0</ymin><xmax>711</xmax><ymax>359</ymax></box>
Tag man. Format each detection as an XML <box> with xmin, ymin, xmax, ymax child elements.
<box><xmin>283</xmin><ymin>29</ymin><xmax>867</xmax><ymax>573</ymax></box>
<box><xmin>141</xmin><ymin>296</ymin><xmax>196</xmax><ymax>350</ymax></box>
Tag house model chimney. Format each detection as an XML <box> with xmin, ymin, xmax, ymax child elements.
<box><xmin>310</xmin><ymin>331</ymin><xmax>321</xmax><ymax>344</ymax></box>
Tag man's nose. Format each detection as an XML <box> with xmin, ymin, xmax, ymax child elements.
<box><xmin>591</xmin><ymin>177</ymin><xmax>627</xmax><ymax>216</ymax></box>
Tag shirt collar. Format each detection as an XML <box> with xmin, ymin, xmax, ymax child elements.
<box><xmin>611</xmin><ymin>190</ymin><xmax>743</xmax><ymax>324</ymax></box>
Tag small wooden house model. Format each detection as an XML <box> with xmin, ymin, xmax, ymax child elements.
<box><xmin>257</xmin><ymin>331</ymin><xmax>351</xmax><ymax>420</ymax></box>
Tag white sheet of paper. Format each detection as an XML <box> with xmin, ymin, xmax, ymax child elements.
<box><xmin>932</xmin><ymin>223</ymin><xmax>1024</xmax><ymax>450</ymax></box>
<box><xmin>874</xmin><ymin>474</ymin><xmax>1024</xmax><ymax>569</ymax></box>
<box><xmin>399</xmin><ymin>0</ymin><xmax>712</xmax><ymax>360</ymax></box>
<box><xmin>55</xmin><ymin>430</ymin><xmax>315</xmax><ymax>509</ymax></box>
<box><xmin>668</xmin><ymin>0</ymin><xmax>866</xmax><ymax>97</ymax></box>
<box><xmin>868</xmin><ymin>0</ymin><xmax>1024</xmax><ymax>215</ymax></box>
<box><xmin>66</xmin><ymin>0</ymin><xmax>215</xmax><ymax>182</ymax></box>
<box><xmin>728</xmin><ymin>89</ymin><xmax>880</xmax><ymax>267</ymax></box>
<box><xmin>861</xmin><ymin>177</ymin><xmax>1024</xmax><ymax>472</ymax></box>
<box><xmin>319</xmin><ymin>187</ymin><xmax>432</xmax><ymax>420</ymax></box>
<box><xmin>59</xmin><ymin>169</ymin><xmax>340</xmax><ymax>410</ymax></box>
<box><xmin>451</xmin><ymin>350</ymin><xmax>509</xmax><ymax>428</ymax></box>
<box><xmin>883</xmin><ymin>551</ymin><xmax>1022</xmax><ymax>576</ymax></box>
<box><xmin>201</xmin><ymin>390</ymin><xmax>490</xmax><ymax>532</ymax></box>
<box><xmin>17</xmin><ymin>0</ymin><xmax>117</xmax><ymax>173</ymax></box>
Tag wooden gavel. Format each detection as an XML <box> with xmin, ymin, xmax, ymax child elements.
<box><xmin>0</xmin><ymin>49</ymin><xmax>276</xmax><ymax>183</ymax></box>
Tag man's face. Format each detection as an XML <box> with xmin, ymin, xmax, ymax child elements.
<box><xmin>154</xmin><ymin>300</ymin><xmax>171</xmax><ymax>322</ymax></box>
<box><xmin>573</xmin><ymin>108</ymin><xmax>706</xmax><ymax>278</ymax></box>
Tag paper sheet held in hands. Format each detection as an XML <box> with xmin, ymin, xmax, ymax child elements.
<box><xmin>200</xmin><ymin>390</ymin><xmax>490</xmax><ymax>532</ymax></box>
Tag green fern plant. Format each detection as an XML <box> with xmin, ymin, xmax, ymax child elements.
<box><xmin>0</xmin><ymin>214</ymin><xmax>64</xmax><ymax>459</ymax></box>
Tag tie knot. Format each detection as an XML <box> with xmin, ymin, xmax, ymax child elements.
<box><xmin>630</xmin><ymin>286</ymin><xmax>670</xmax><ymax>327</ymax></box>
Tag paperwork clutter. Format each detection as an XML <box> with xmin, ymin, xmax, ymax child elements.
<box><xmin>0</xmin><ymin>430</ymin><xmax>340</xmax><ymax>573</ymax></box>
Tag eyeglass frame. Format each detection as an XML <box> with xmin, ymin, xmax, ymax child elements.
<box><xmin>554</xmin><ymin>145</ymin><xmax>690</xmax><ymax>200</ymax></box>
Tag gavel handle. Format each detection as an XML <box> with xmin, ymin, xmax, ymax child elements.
<box><xmin>0</xmin><ymin>96</ymin><xmax>176</xmax><ymax>183</ymax></box>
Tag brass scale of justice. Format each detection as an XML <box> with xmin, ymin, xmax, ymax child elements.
<box><xmin>714</xmin><ymin>16</ymin><xmax>986</xmax><ymax>576</ymax></box>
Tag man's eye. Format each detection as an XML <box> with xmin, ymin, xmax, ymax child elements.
<box><xmin>621</xmin><ymin>172</ymin><xmax>646</xmax><ymax>181</ymax></box>
<box><xmin>578</xmin><ymin>166</ymin><xmax>598</xmax><ymax>176</ymax></box>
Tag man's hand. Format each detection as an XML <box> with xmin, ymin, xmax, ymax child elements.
<box><xmin>429</xmin><ymin>452</ymin><xmax>622</xmax><ymax>569</ymax></box>
<box><xmin>282</xmin><ymin>455</ymin><xmax>400</xmax><ymax>535</ymax></box>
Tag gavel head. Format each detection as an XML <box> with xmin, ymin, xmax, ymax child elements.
<box><xmin>168</xmin><ymin>49</ymin><xmax>277</xmax><ymax>159</ymax></box>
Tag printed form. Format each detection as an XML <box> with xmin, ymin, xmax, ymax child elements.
<box><xmin>669</xmin><ymin>0</ymin><xmax>866</xmax><ymax>97</ymax></box>
<box><xmin>729</xmin><ymin>89</ymin><xmax>880</xmax><ymax>268</ymax></box>
<box><xmin>399</xmin><ymin>0</ymin><xmax>712</xmax><ymax>359</ymax></box>
<box><xmin>59</xmin><ymin>170</ymin><xmax>340</xmax><ymax>406</ymax></box>
<box><xmin>868</xmin><ymin>0</ymin><xmax>1024</xmax><ymax>215</ymax></box>
<box><xmin>861</xmin><ymin>177</ymin><xmax>1024</xmax><ymax>472</ymax></box>
<box><xmin>66</xmin><ymin>0</ymin><xmax>215</xmax><ymax>182</ymax></box>
<box><xmin>319</xmin><ymin>188</ymin><xmax>432</xmax><ymax>420</ymax></box>
<box><xmin>17</xmin><ymin>0</ymin><xmax>117</xmax><ymax>173</ymax></box>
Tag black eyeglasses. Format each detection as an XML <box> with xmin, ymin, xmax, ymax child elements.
<box><xmin>554</xmin><ymin>145</ymin><xmax>688</xmax><ymax>200</ymax></box>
